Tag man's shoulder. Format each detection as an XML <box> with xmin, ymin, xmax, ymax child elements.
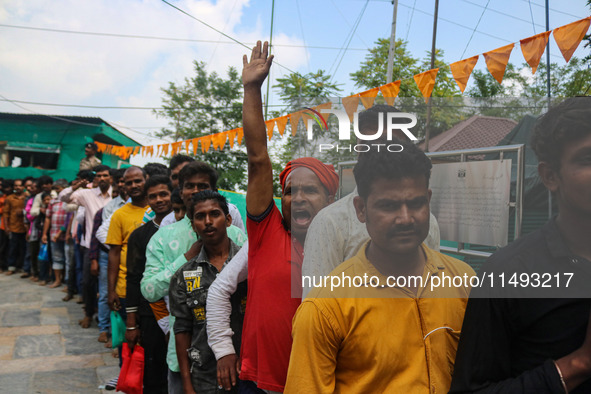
<box><xmin>129</xmin><ymin>220</ymin><xmax>155</xmax><ymax>240</ymax></box>
<box><xmin>148</xmin><ymin>218</ymin><xmax>191</xmax><ymax>249</ymax></box>
<box><xmin>305</xmin><ymin>254</ymin><xmax>364</xmax><ymax>300</ymax></box>
<box><xmin>426</xmin><ymin>246</ymin><xmax>476</xmax><ymax>276</ymax></box>
<box><xmin>172</xmin><ymin>258</ymin><xmax>200</xmax><ymax>280</ymax></box>
<box><xmin>318</xmin><ymin>193</ymin><xmax>354</xmax><ymax>219</ymax></box>
<box><xmin>485</xmin><ymin>225</ymin><xmax>547</xmax><ymax>271</ymax></box>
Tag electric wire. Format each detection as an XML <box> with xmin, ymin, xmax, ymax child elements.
<box><xmin>160</xmin><ymin>0</ymin><xmax>297</xmax><ymax>74</ymax></box>
<box><xmin>0</xmin><ymin>23</ymin><xmax>370</xmax><ymax>51</ymax></box>
<box><xmin>405</xmin><ymin>0</ymin><xmax>418</xmax><ymax>42</ymax></box>
<box><xmin>296</xmin><ymin>0</ymin><xmax>312</xmax><ymax>71</ymax></box>
<box><xmin>329</xmin><ymin>0</ymin><xmax>370</xmax><ymax>82</ymax></box>
<box><xmin>461</xmin><ymin>0</ymin><xmax>491</xmax><ymax>59</ymax></box>
<box><xmin>528</xmin><ymin>0</ymin><xmax>537</xmax><ymax>34</ymax></box>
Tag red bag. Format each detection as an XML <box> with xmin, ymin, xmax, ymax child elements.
<box><xmin>116</xmin><ymin>343</ymin><xmax>144</xmax><ymax>394</ymax></box>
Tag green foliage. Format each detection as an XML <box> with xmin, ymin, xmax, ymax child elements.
<box><xmin>350</xmin><ymin>39</ymin><xmax>466</xmax><ymax>142</ymax></box>
<box><xmin>274</xmin><ymin>70</ymin><xmax>342</xmax><ymax>109</ymax></box>
<box><xmin>466</xmin><ymin>59</ymin><xmax>591</xmax><ymax>120</ymax></box>
<box><xmin>273</xmin><ymin>70</ymin><xmax>349</xmax><ymax>168</ymax></box>
<box><xmin>523</xmin><ymin>58</ymin><xmax>591</xmax><ymax>98</ymax></box>
<box><xmin>154</xmin><ymin>61</ymin><xmax>247</xmax><ymax>191</ymax></box>
<box><xmin>584</xmin><ymin>0</ymin><xmax>591</xmax><ymax>64</ymax></box>
<box><xmin>350</xmin><ymin>38</ymin><xmax>421</xmax><ymax>96</ymax></box>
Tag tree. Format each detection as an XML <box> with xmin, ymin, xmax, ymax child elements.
<box><xmin>154</xmin><ymin>61</ymin><xmax>247</xmax><ymax>191</ymax></box>
<box><xmin>523</xmin><ymin>58</ymin><xmax>591</xmax><ymax>98</ymax></box>
<box><xmin>350</xmin><ymin>38</ymin><xmax>421</xmax><ymax>96</ymax></box>
<box><xmin>584</xmin><ymin>0</ymin><xmax>591</xmax><ymax>64</ymax></box>
<box><xmin>466</xmin><ymin>59</ymin><xmax>591</xmax><ymax>120</ymax></box>
<box><xmin>274</xmin><ymin>70</ymin><xmax>342</xmax><ymax>109</ymax></box>
<box><xmin>350</xmin><ymin>38</ymin><xmax>466</xmax><ymax>140</ymax></box>
<box><xmin>273</xmin><ymin>70</ymin><xmax>348</xmax><ymax>165</ymax></box>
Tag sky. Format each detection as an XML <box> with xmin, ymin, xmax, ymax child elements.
<box><xmin>0</xmin><ymin>0</ymin><xmax>589</xmax><ymax>165</ymax></box>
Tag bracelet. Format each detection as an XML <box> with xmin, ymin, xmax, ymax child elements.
<box><xmin>126</xmin><ymin>326</ymin><xmax>139</xmax><ymax>331</ymax></box>
<box><xmin>553</xmin><ymin>360</ymin><xmax>568</xmax><ymax>394</ymax></box>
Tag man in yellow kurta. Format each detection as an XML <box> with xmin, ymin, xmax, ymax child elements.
<box><xmin>285</xmin><ymin>140</ymin><xmax>475</xmax><ymax>393</ymax></box>
<box><xmin>106</xmin><ymin>166</ymin><xmax>149</xmax><ymax>311</ymax></box>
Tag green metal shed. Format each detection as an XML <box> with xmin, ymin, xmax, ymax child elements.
<box><xmin>0</xmin><ymin>112</ymin><xmax>140</xmax><ymax>181</ymax></box>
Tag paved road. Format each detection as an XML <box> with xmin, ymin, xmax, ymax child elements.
<box><xmin>0</xmin><ymin>273</ymin><xmax>119</xmax><ymax>393</ymax></box>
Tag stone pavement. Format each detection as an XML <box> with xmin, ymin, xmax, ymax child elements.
<box><xmin>0</xmin><ymin>273</ymin><xmax>120</xmax><ymax>394</ymax></box>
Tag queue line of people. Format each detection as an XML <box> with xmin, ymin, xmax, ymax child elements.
<box><xmin>1</xmin><ymin>41</ymin><xmax>590</xmax><ymax>394</ymax></box>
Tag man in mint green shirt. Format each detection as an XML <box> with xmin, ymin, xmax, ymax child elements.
<box><xmin>140</xmin><ymin>161</ymin><xmax>246</xmax><ymax>393</ymax></box>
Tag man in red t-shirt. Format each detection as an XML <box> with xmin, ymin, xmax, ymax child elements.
<box><xmin>238</xmin><ymin>41</ymin><xmax>339</xmax><ymax>393</ymax></box>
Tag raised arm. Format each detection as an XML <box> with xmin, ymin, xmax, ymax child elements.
<box><xmin>242</xmin><ymin>40</ymin><xmax>274</xmax><ymax>216</ymax></box>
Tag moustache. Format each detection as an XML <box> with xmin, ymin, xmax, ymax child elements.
<box><xmin>386</xmin><ymin>225</ymin><xmax>416</xmax><ymax>238</ymax></box>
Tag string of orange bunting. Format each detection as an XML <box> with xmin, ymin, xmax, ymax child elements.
<box><xmin>96</xmin><ymin>16</ymin><xmax>591</xmax><ymax>161</ymax></box>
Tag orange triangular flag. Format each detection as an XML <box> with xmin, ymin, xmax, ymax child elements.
<box><xmin>413</xmin><ymin>68</ymin><xmax>439</xmax><ymax>103</ymax></box>
<box><xmin>275</xmin><ymin>116</ymin><xmax>288</xmax><ymax>136</ymax></box>
<box><xmin>380</xmin><ymin>81</ymin><xmax>401</xmax><ymax>106</ymax></box>
<box><xmin>265</xmin><ymin>120</ymin><xmax>275</xmax><ymax>141</ymax></box>
<box><xmin>227</xmin><ymin>129</ymin><xmax>237</xmax><ymax>148</ymax></box>
<box><xmin>341</xmin><ymin>96</ymin><xmax>359</xmax><ymax>122</ymax></box>
<box><xmin>211</xmin><ymin>134</ymin><xmax>219</xmax><ymax>150</ymax></box>
<box><xmin>290</xmin><ymin>112</ymin><xmax>302</xmax><ymax>136</ymax></box>
<box><xmin>161</xmin><ymin>144</ymin><xmax>170</xmax><ymax>156</ymax></box>
<box><xmin>520</xmin><ymin>31</ymin><xmax>551</xmax><ymax>74</ymax></box>
<box><xmin>553</xmin><ymin>17</ymin><xmax>591</xmax><ymax>62</ymax></box>
<box><xmin>483</xmin><ymin>43</ymin><xmax>514</xmax><ymax>84</ymax></box>
<box><xmin>313</xmin><ymin>102</ymin><xmax>332</xmax><ymax>124</ymax></box>
<box><xmin>132</xmin><ymin>146</ymin><xmax>140</xmax><ymax>156</ymax></box>
<box><xmin>450</xmin><ymin>56</ymin><xmax>479</xmax><ymax>93</ymax></box>
<box><xmin>236</xmin><ymin>128</ymin><xmax>244</xmax><ymax>146</ymax></box>
<box><xmin>185</xmin><ymin>139</ymin><xmax>191</xmax><ymax>154</ymax></box>
<box><xmin>213</xmin><ymin>132</ymin><xmax>227</xmax><ymax>150</ymax></box>
<box><xmin>358</xmin><ymin>87</ymin><xmax>380</xmax><ymax>109</ymax></box>
<box><xmin>171</xmin><ymin>141</ymin><xmax>183</xmax><ymax>155</ymax></box>
<box><xmin>125</xmin><ymin>147</ymin><xmax>134</xmax><ymax>160</ymax></box>
<box><xmin>201</xmin><ymin>136</ymin><xmax>211</xmax><ymax>153</ymax></box>
<box><xmin>95</xmin><ymin>142</ymin><xmax>106</xmax><ymax>153</ymax></box>
<box><xmin>190</xmin><ymin>138</ymin><xmax>197</xmax><ymax>155</ymax></box>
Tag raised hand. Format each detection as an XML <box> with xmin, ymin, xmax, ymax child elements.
<box><xmin>242</xmin><ymin>40</ymin><xmax>273</xmax><ymax>88</ymax></box>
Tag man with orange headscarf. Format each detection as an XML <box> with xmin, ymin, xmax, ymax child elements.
<box><xmin>204</xmin><ymin>41</ymin><xmax>338</xmax><ymax>394</ymax></box>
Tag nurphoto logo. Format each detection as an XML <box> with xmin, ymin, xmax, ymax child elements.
<box><xmin>303</xmin><ymin>108</ymin><xmax>418</xmax><ymax>153</ymax></box>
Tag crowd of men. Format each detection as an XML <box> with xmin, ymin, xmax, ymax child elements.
<box><xmin>1</xmin><ymin>41</ymin><xmax>590</xmax><ymax>393</ymax></box>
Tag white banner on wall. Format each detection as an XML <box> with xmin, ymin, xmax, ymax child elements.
<box><xmin>430</xmin><ymin>160</ymin><xmax>512</xmax><ymax>247</ymax></box>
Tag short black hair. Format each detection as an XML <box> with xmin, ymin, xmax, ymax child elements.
<box><xmin>40</xmin><ymin>191</ymin><xmax>51</xmax><ymax>200</ymax></box>
<box><xmin>77</xmin><ymin>170</ymin><xmax>95</xmax><ymax>182</ymax></box>
<box><xmin>113</xmin><ymin>168</ymin><xmax>126</xmax><ymax>183</ymax></box>
<box><xmin>93</xmin><ymin>164</ymin><xmax>111</xmax><ymax>174</ymax></box>
<box><xmin>187</xmin><ymin>190</ymin><xmax>229</xmax><ymax>219</ymax></box>
<box><xmin>171</xmin><ymin>187</ymin><xmax>183</xmax><ymax>205</ymax></box>
<box><xmin>3</xmin><ymin>179</ymin><xmax>14</xmax><ymax>189</ymax></box>
<box><xmin>23</xmin><ymin>176</ymin><xmax>35</xmax><ymax>184</ymax></box>
<box><xmin>144</xmin><ymin>175</ymin><xmax>173</xmax><ymax>194</ymax></box>
<box><xmin>358</xmin><ymin>104</ymin><xmax>406</xmax><ymax>136</ymax></box>
<box><xmin>36</xmin><ymin>175</ymin><xmax>53</xmax><ymax>188</ymax></box>
<box><xmin>531</xmin><ymin>97</ymin><xmax>591</xmax><ymax>170</ymax></box>
<box><xmin>178</xmin><ymin>161</ymin><xmax>218</xmax><ymax>189</ymax></box>
<box><xmin>170</xmin><ymin>154</ymin><xmax>194</xmax><ymax>170</ymax></box>
<box><xmin>144</xmin><ymin>162</ymin><xmax>170</xmax><ymax>178</ymax></box>
<box><xmin>354</xmin><ymin>139</ymin><xmax>432</xmax><ymax>200</ymax></box>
